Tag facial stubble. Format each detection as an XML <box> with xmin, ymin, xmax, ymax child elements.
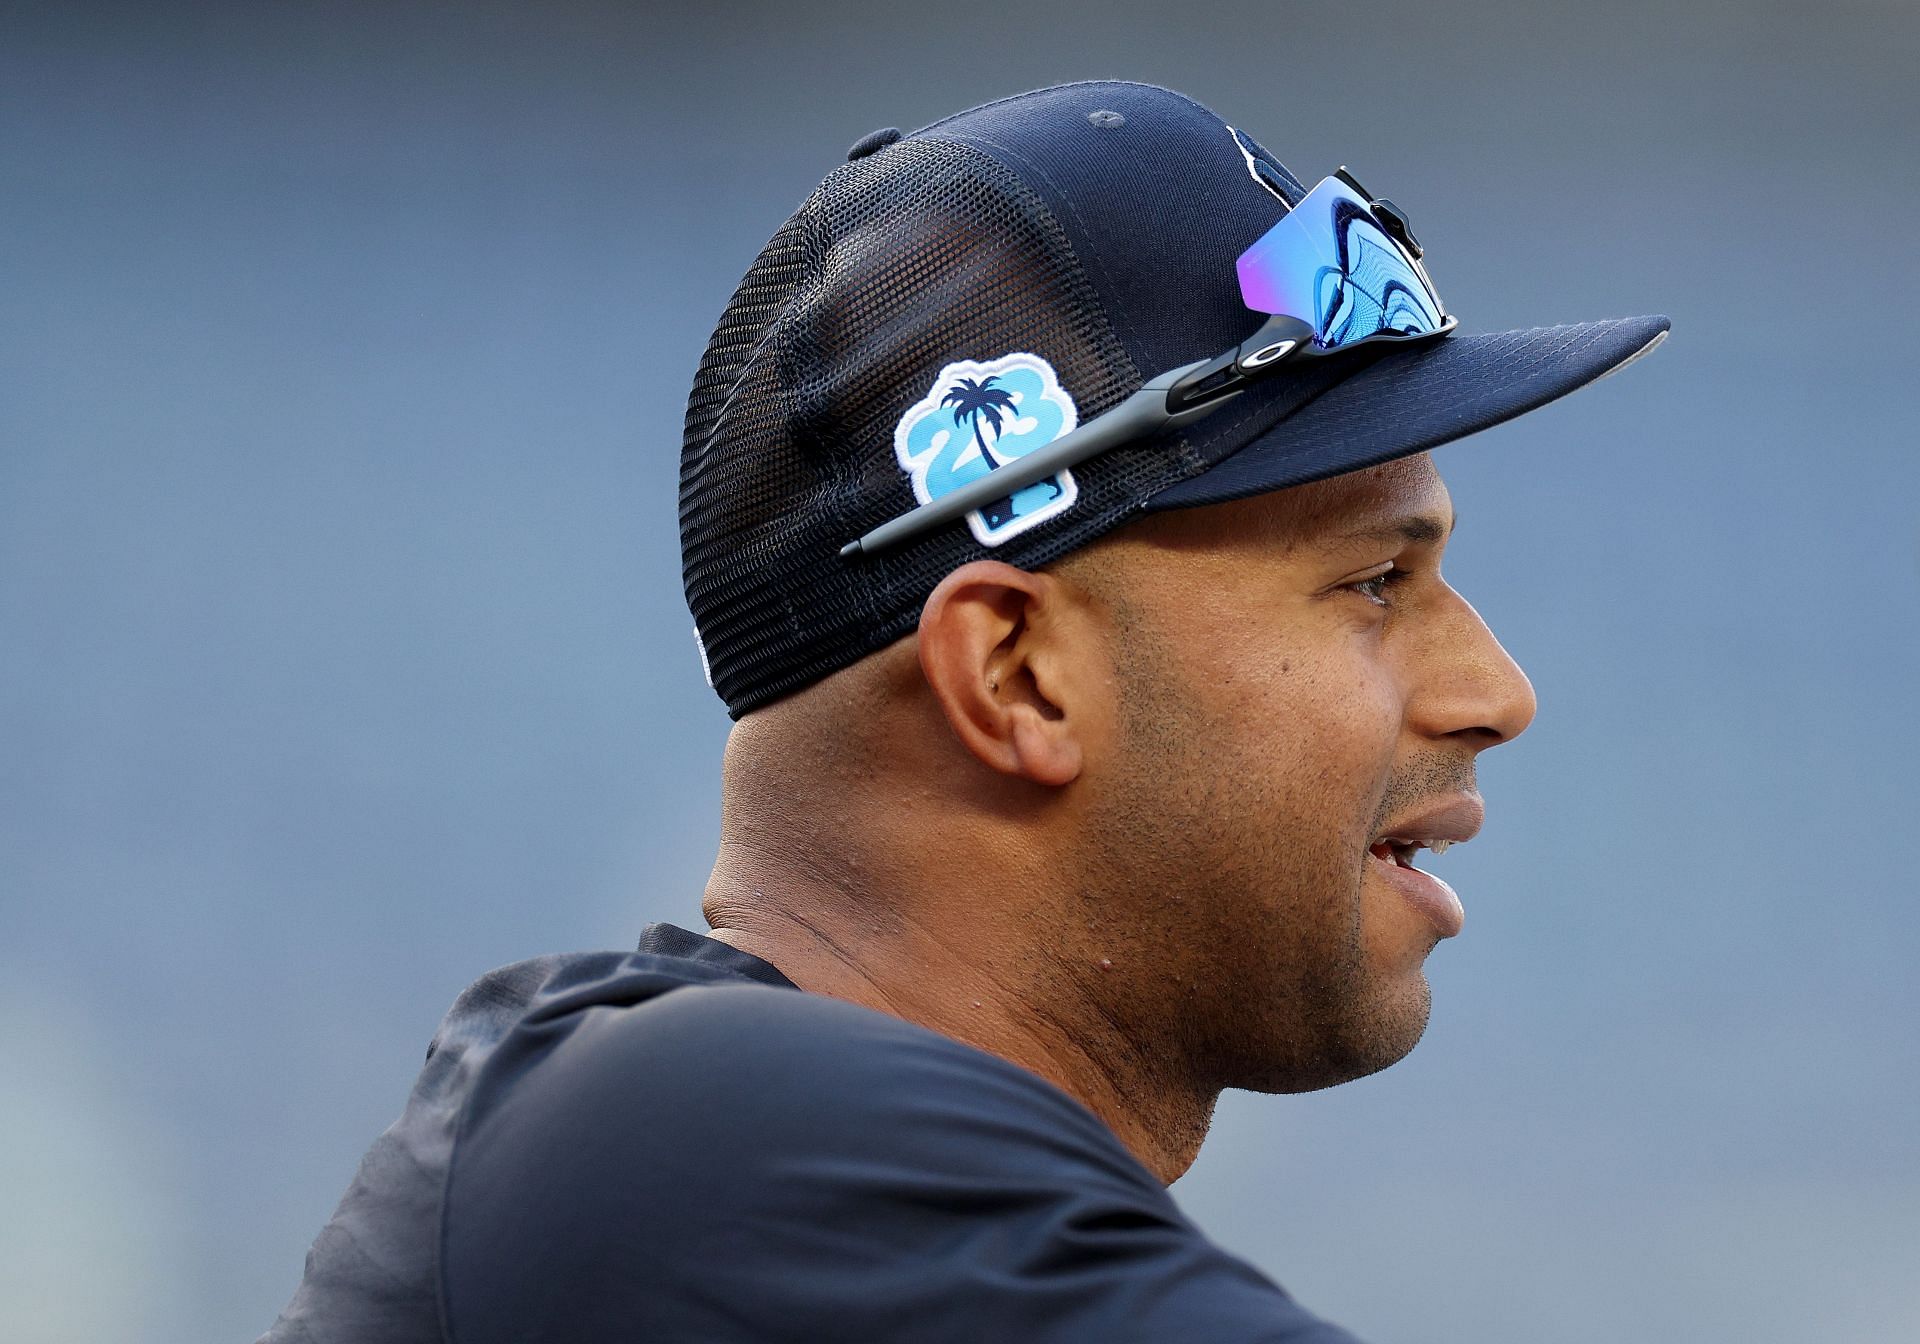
<box><xmin>1075</xmin><ymin>619</ymin><xmax>1439</xmax><ymax>1098</ymax></box>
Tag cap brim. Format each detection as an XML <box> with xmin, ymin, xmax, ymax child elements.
<box><xmin>1143</xmin><ymin>315</ymin><xmax>1670</xmax><ymax>511</ymax></box>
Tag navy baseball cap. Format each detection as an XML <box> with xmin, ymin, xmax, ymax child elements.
<box><xmin>681</xmin><ymin>80</ymin><xmax>1669</xmax><ymax>717</ymax></box>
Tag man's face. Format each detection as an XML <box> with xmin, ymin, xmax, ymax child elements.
<box><xmin>1063</xmin><ymin>453</ymin><xmax>1536</xmax><ymax>1094</ymax></box>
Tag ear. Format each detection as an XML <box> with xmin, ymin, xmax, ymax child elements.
<box><xmin>916</xmin><ymin>560</ymin><xmax>1092</xmax><ymax>787</ymax></box>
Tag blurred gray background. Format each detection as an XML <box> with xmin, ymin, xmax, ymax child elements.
<box><xmin>3</xmin><ymin>2</ymin><xmax>1915</xmax><ymax>1340</ymax></box>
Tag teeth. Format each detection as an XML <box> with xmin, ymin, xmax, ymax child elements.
<box><xmin>1375</xmin><ymin>837</ymin><xmax>1460</xmax><ymax>862</ymax></box>
<box><xmin>1374</xmin><ymin>835</ymin><xmax>1462</xmax><ymax>860</ymax></box>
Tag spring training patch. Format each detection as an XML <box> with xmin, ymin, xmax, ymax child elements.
<box><xmin>892</xmin><ymin>352</ymin><xmax>1080</xmax><ymax>547</ymax></box>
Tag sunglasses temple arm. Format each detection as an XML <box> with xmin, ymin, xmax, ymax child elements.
<box><xmin>839</xmin><ymin>358</ymin><xmax>1219</xmax><ymax>560</ymax></box>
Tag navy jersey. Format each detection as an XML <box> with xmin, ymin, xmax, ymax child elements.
<box><xmin>261</xmin><ymin>924</ymin><xmax>1362</xmax><ymax>1343</ymax></box>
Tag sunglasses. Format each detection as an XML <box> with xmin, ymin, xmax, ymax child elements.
<box><xmin>840</xmin><ymin>167</ymin><xmax>1457</xmax><ymax>560</ymax></box>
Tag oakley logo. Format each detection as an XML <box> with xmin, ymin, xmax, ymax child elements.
<box><xmin>892</xmin><ymin>352</ymin><xmax>1080</xmax><ymax>547</ymax></box>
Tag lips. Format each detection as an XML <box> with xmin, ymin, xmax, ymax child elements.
<box><xmin>1366</xmin><ymin>794</ymin><xmax>1484</xmax><ymax>939</ymax></box>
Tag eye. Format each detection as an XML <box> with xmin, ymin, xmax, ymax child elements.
<box><xmin>1346</xmin><ymin>563</ymin><xmax>1408</xmax><ymax>606</ymax></box>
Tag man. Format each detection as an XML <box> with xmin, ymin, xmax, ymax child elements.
<box><xmin>263</xmin><ymin>81</ymin><xmax>1665</xmax><ymax>1342</ymax></box>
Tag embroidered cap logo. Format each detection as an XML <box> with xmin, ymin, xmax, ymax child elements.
<box><xmin>891</xmin><ymin>352</ymin><xmax>1080</xmax><ymax>548</ymax></box>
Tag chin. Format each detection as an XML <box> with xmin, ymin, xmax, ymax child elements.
<box><xmin>1238</xmin><ymin>972</ymin><xmax>1433</xmax><ymax>1095</ymax></box>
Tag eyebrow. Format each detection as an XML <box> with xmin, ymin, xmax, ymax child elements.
<box><xmin>1328</xmin><ymin>510</ymin><xmax>1457</xmax><ymax>549</ymax></box>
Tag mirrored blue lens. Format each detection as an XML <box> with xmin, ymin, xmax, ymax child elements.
<box><xmin>1236</xmin><ymin>175</ymin><xmax>1447</xmax><ymax>348</ymax></box>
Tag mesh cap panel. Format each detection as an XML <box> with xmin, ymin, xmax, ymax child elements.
<box><xmin>681</xmin><ymin>137</ymin><xmax>1193</xmax><ymax>717</ymax></box>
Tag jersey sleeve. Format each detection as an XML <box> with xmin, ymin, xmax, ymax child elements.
<box><xmin>441</xmin><ymin>982</ymin><xmax>1363</xmax><ymax>1344</ymax></box>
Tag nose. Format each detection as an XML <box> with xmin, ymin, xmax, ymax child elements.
<box><xmin>1408</xmin><ymin>582</ymin><xmax>1537</xmax><ymax>748</ymax></box>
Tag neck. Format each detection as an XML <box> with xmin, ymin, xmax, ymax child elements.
<box><xmin>701</xmin><ymin>834</ymin><xmax>1217</xmax><ymax>1185</ymax></box>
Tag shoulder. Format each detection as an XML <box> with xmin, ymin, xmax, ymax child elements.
<box><xmin>440</xmin><ymin>981</ymin><xmax>1356</xmax><ymax>1344</ymax></box>
<box><xmin>441</xmin><ymin>984</ymin><xmax>1150</xmax><ymax>1333</ymax></box>
<box><xmin>455</xmin><ymin>979</ymin><xmax>1143</xmax><ymax>1195</ymax></box>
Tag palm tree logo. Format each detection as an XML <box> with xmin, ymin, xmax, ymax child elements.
<box><xmin>894</xmin><ymin>353</ymin><xmax>1081</xmax><ymax>543</ymax></box>
<box><xmin>940</xmin><ymin>376</ymin><xmax>1020</xmax><ymax>470</ymax></box>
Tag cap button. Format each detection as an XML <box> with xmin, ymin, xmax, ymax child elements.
<box><xmin>846</xmin><ymin>127</ymin><xmax>903</xmax><ymax>161</ymax></box>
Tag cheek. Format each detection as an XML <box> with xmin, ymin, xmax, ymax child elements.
<box><xmin>1175</xmin><ymin>628</ymin><xmax>1409</xmax><ymax>932</ymax></box>
<box><xmin>1203</xmin><ymin>629</ymin><xmax>1405</xmax><ymax>811</ymax></box>
<box><xmin>1145</xmin><ymin>582</ymin><xmax>1407</xmax><ymax>862</ymax></box>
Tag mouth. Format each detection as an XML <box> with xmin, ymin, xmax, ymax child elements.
<box><xmin>1372</xmin><ymin>836</ymin><xmax>1456</xmax><ymax>864</ymax></box>
<box><xmin>1366</xmin><ymin>796</ymin><xmax>1483</xmax><ymax>940</ymax></box>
